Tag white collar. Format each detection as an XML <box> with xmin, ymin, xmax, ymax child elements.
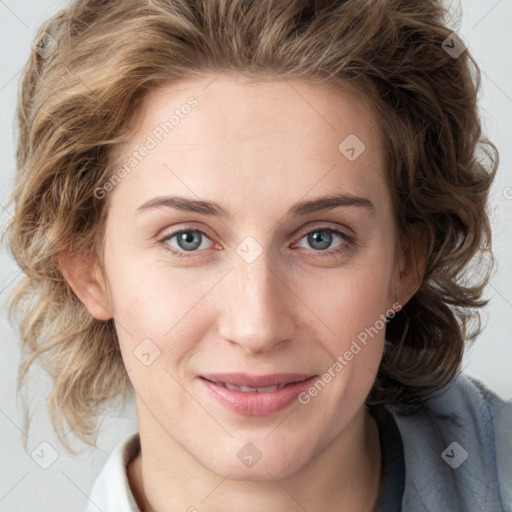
<box><xmin>85</xmin><ymin>432</ymin><xmax>141</xmax><ymax>512</ymax></box>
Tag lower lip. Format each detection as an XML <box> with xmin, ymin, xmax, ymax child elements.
<box><xmin>199</xmin><ymin>376</ymin><xmax>317</xmax><ymax>416</ymax></box>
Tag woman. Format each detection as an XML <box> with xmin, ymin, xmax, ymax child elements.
<box><xmin>6</xmin><ymin>0</ymin><xmax>511</xmax><ymax>511</ymax></box>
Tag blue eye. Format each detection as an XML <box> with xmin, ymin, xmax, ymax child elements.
<box><xmin>162</xmin><ymin>229</ymin><xmax>213</xmax><ymax>257</ymax></box>
<box><xmin>296</xmin><ymin>228</ymin><xmax>351</xmax><ymax>255</ymax></box>
<box><xmin>160</xmin><ymin>226</ymin><xmax>354</xmax><ymax>259</ymax></box>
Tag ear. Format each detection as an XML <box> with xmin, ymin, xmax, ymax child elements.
<box><xmin>57</xmin><ymin>251</ymin><xmax>112</xmax><ymax>321</ymax></box>
<box><xmin>394</xmin><ymin>224</ymin><xmax>427</xmax><ymax>307</ymax></box>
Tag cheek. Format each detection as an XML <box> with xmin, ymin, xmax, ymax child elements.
<box><xmin>104</xmin><ymin>239</ymin><xmax>206</xmax><ymax>332</ymax></box>
<box><xmin>107</xmin><ymin>267</ymin><xmax>200</xmax><ymax>415</ymax></box>
<box><xmin>297</xmin><ymin>280</ymin><xmax>389</xmax><ymax>416</ymax></box>
<box><xmin>296</xmin><ymin>245</ymin><xmax>394</xmax><ymax>390</ymax></box>
<box><xmin>304</xmin><ymin>251</ymin><xmax>394</xmax><ymax>339</ymax></box>
<box><xmin>101</xmin><ymin>249</ymin><xmax>204</xmax><ymax>378</ymax></box>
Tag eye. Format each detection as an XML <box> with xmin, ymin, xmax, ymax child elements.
<box><xmin>295</xmin><ymin>227</ymin><xmax>353</xmax><ymax>256</ymax></box>
<box><xmin>159</xmin><ymin>225</ymin><xmax>355</xmax><ymax>259</ymax></box>
<box><xmin>161</xmin><ymin>229</ymin><xmax>214</xmax><ymax>257</ymax></box>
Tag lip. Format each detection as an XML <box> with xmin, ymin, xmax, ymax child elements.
<box><xmin>199</xmin><ymin>373</ymin><xmax>317</xmax><ymax>416</ymax></box>
<box><xmin>200</xmin><ymin>372</ymin><xmax>314</xmax><ymax>388</ymax></box>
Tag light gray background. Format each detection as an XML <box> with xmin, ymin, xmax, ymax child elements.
<box><xmin>1</xmin><ymin>1</ymin><xmax>511</xmax><ymax>510</ymax></box>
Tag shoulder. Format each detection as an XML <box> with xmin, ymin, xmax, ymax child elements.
<box><xmin>85</xmin><ymin>432</ymin><xmax>141</xmax><ymax>512</ymax></box>
<box><xmin>390</xmin><ymin>373</ymin><xmax>511</xmax><ymax>512</ymax></box>
<box><xmin>442</xmin><ymin>374</ymin><xmax>512</xmax><ymax>509</ymax></box>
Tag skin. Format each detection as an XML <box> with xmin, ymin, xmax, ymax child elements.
<box><xmin>62</xmin><ymin>75</ymin><xmax>423</xmax><ymax>512</ymax></box>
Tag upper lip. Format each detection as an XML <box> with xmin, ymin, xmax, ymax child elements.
<box><xmin>200</xmin><ymin>373</ymin><xmax>315</xmax><ymax>388</ymax></box>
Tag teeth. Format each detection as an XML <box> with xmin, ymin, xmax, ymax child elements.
<box><xmin>222</xmin><ymin>382</ymin><xmax>280</xmax><ymax>392</ymax></box>
<box><xmin>255</xmin><ymin>385</ymin><xmax>279</xmax><ymax>392</ymax></box>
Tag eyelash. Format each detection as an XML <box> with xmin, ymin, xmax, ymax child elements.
<box><xmin>159</xmin><ymin>226</ymin><xmax>355</xmax><ymax>259</ymax></box>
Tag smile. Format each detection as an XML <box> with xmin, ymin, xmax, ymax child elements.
<box><xmin>198</xmin><ymin>373</ymin><xmax>317</xmax><ymax>415</ymax></box>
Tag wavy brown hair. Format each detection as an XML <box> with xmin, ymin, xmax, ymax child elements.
<box><xmin>5</xmin><ymin>0</ymin><xmax>498</xmax><ymax>451</ymax></box>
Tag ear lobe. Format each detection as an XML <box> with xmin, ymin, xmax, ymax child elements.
<box><xmin>57</xmin><ymin>251</ymin><xmax>112</xmax><ymax>321</ymax></box>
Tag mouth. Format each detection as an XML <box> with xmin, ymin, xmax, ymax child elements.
<box><xmin>198</xmin><ymin>373</ymin><xmax>317</xmax><ymax>416</ymax></box>
<box><xmin>204</xmin><ymin>382</ymin><xmax>286</xmax><ymax>392</ymax></box>
<box><xmin>199</xmin><ymin>372</ymin><xmax>315</xmax><ymax>391</ymax></box>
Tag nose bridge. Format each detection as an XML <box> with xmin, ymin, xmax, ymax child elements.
<box><xmin>218</xmin><ymin>247</ymin><xmax>294</xmax><ymax>353</ymax></box>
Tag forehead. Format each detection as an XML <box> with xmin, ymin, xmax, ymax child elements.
<box><xmin>109</xmin><ymin>74</ymin><xmax>388</xmax><ymax>216</ymax></box>
<box><xmin>126</xmin><ymin>74</ymin><xmax>381</xmax><ymax>150</ymax></box>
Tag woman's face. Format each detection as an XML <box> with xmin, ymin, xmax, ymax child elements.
<box><xmin>87</xmin><ymin>75</ymin><xmax>415</xmax><ymax>480</ymax></box>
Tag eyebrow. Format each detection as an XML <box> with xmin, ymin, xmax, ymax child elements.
<box><xmin>136</xmin><ymin>192</ymin><xmax>376</xmax><ymax>218</ymax></box>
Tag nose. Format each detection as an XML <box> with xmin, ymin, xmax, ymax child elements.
<box><xmin>218</xmin><ymin>250</ymin><xmax>296</xmax><ymax>354</ymax></box>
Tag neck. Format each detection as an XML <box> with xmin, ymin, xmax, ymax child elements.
<box><xmin>128</xmin><ymin>402</ymin><xmax>381</xmax><ymax>512</ymax></box>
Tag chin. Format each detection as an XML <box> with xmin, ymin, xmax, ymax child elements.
<box><xmin>193</xmin><ymin>436</ymin><xmax>313</xmax><ymax>482</ymax></box>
